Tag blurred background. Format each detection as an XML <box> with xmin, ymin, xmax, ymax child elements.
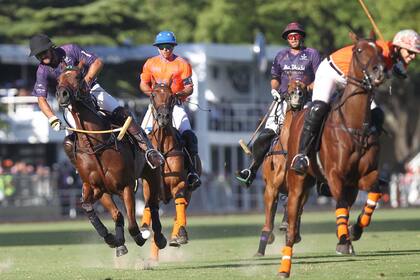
<box><xmin>0</xmin><ymin>0</ymin><xmax>419</xmax><ymax>220</ymax></box>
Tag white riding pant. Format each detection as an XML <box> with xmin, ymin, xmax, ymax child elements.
<box><xmin>141</xmin><ymin>103</ymin><xmax>192</xmax><ymax>134</ymax></box>
<box><xmin>312</xmin><ymin>58</ymin><xmax>377</xmax><ymax>109</ymax></box>
<box><xmin>265</xmin><ymin>100</ymin><xmax>287</xmax><ymax>133</ymax></box>
<box><xmin>65</xmin><ymin>84</ymin><xmax>120</xmax><ymax>133</ymax></box>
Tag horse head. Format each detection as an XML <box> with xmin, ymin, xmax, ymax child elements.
<box><xmin>56</xmin><ymin>61</ymin><xmax>89</xmax><ymax>108</ymax></box>
<box><xmin>349</xmin><ymin>33</ymin><xmax>386</xmax><ymax>91</ymax></box>
<box><xmin>286</xmin><ymin>78</ymin><xmax>308</xmax><ymax>110</ymax></box>
<box><xmin>150</xmin><ymin>82</ymin><xmax>177</xmax><ymax>128</ymax></box>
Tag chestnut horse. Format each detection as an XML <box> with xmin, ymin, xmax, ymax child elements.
<box><xmin>256</xmin><ymin>79</ymin><xmax>309</xmax><ymax>256</ymax></box>
<box><xmin>56</xmin><ymin>63</ymin><xmax>167</xmax><ymax>256</ymax></box>
<box><xmin>140</xmin><ymin>83</ymin><xmax>202</xmax><ymax>259</ymax></box>
<box><xmin>278</xmin><ymin>37</ymin><xmax>385</xmax><ymax>277</ymax></box>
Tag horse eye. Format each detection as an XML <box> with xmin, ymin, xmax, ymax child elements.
<box><xmin>357</xmin><ymin>48</ymin><xmax>362</xmax><ymax>53</ymax></box>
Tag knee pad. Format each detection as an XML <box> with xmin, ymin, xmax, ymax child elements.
<box><xmin>181</xmin><ymin>130</ymin><xmax>198</xmax><ymax>154</ymax></box>
<box><xmin>112</xmin><ymin>106</ymin><xmax>132</xmax><ymax>126</ymax></box>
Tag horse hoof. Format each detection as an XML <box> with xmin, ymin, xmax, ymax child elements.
<box><xmin>140</xmin><ymin>227</ymin><xmax>151</xmax><ymax>239</ymax></box>
<box><xmin>155</xmin><ymin>234</ymin><xmax>167</xmax><ymax>249</ymax></box>
<box><xmin>349</xmin><ymin>224</ymin><xmax>363</xmax><ymax>241</ymax></box>
<box><xmin>267</xmin><ymin>232</ymin><xmax>275</xmax><ymax>245</ymax></box>
<box><xmin>279</xmin><ymin>222</ymin><xmax>288</xmax><ymax>232</ymax></box>
<box><xmin>169</xmin><ymin>237</ymin><xmax>181</xmax><ymax>247</ymax></box>
<box><xmin>336</xmin><ymin>242</ymin><xmax>355</xmax><ymax>255</ymax></box>
<box><xmin>116</xmin><ymin>245</ymin><xmax>128</xmax><ymax>257</ymax></box>
<box><xmin>176</xmin><ymin>226</ymin><xmax>189</xmax><ymax>245</ymax></box>
<box><xmin>277</xmin><ymin>272</ymin><xmax>290</xmax><ymax>278</ymax></box>
<box><xmin>254</xmin><ymin>252</ymin><xmax>264</xmax><ymax>257</ymax></box>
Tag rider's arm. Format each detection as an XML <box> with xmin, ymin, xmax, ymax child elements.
<box><xmin>84</xmin><ymin>58</ymin><xmax>103</xmax><ymax>86</ymax></box>
<box><xmin>175</xmin><ymin>61</ymin><xmax>194</xmax><ymax>98</ymax></box>
<box><xmin>139</xmin><ymin>59</ymin><xmax>153</xmax><ymax>97</ymax></box>
<box><xmin>37</xmin><ymin>96</ymin><xmax>55</xmax><ymax>119</ymax></box>
<box><xmin>140</xmin><ymin>80</ymin><xmax>153</xmax><ymax>97</ymax></box>
<box><xmin>271</xmin><ymin>78</ymin><xmax>280</xmax><ymax>91</ymax></box>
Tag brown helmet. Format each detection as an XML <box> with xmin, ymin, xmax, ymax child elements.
<box><xmin>282</xmin><ymin>22</ymin><xmax>306</xmax><ymax>40</ymax></box>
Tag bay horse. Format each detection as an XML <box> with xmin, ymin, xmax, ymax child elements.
<box><xmin>140</xmin><ymin>83</ymin><xmax>201</xmax><ymax>259</ymax></box>
<box><xmin>256</xmin><ymin>79</ymin><xmax>309</xmax><ymax>257</ymax></box>
<box><xmin>278</xmin><ymin>36</ymin><xmax>385</xmax><ymax>278</ymax></box>
<box><xmin>56</xmin><ymin>63</ymin><xmax>167</xmax><ymax>256</ymax></box>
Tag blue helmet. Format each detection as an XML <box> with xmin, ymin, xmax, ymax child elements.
<box><xmin>153</xmin><ymin>31</ymin><xmax>177</xmax><ymax>46</ymax></box>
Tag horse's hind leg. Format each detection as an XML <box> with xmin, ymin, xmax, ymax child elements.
<box><xmin>350</xmin><ymin>184</ymin><xmax>382</xmax><ymax>241</ymax></box>
<box><xmin>256</xmin><ymin>183</ymin><xmax>279</xmax><ymax>257</ymax></box>
<box><xmin>99</xmin><ymin>193</ymin><xmax>128</xmax><ymax>257</ymax></box>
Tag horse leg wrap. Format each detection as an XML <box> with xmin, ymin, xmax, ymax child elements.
<box><xmin>86</xmin><ymin>210</ymin><xmax>109</xmax><ymax>238</ymax></box>
<box><xmin>257</xmin><ymin>231</ymin><xmax>271</xmax><ymax>255</ymax></box>
<box><xmin>175</xmin><ymin>197</ymin><xmax>187</xmax><ymax>228</ymax></box>
<box><xmin>141</xmin><ymin>207</ymin><xmax>151</xmax><ymax>227</ymax></box>
<box><xmin>336</xmin><ymin>208</ymin><xmax>349</xmax><ymax>243</ymax></box>
<box><xmin>115</xmin><ymin>212</ymin><xmax>125</xmax><ymax>246</ymax></box>
<box><xmin>150</xmin><ymin>208</ymin><xmax>162</xmax><ymax>235</ymax></box>
<box><xmin>129</xmin><ymin>227</ymin><xmax>147</xmax><ymax>246</ymax></box>
<box><xmin>278</xmin><ymin>246</ymin><xmax>293</xmax><ymax>275</ymax></box>
<box><xmin>358</xmin><ymin>192</ymin><xmax>381</xmax><ymax>228</ymax></box>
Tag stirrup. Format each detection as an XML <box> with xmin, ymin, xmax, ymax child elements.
<box><xmin>235</xmin><ymin>169</ymin><xmax>253</xmax><ymax>186</ymax></box>
<box><xmin>187</xmin><ymin>172</ymin><xmax>201</xmax><ymax>190</ymax></box>
<box><xmin>145</xmin><ymin>149</ymin><xmax>164</xmax><ymax>169</ymax></box>
<box><xmin>291</xmin><ymin>154</ymin><xmax>310</xmax><ymax>175</ymax></box>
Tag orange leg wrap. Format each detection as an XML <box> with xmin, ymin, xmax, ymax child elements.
<box><xmin>278</xmin><ymin>246</ymin><xmax>293</xmax><ymax>274</ymax></box>
<box><xmin>175</xmin><ymin>197</ymin><xmax>187</xmax><ymax>228</ymax></box>
<box><xmin>141</xmin><ymin>207</ymin><xmax>151</xmax><ymax>226</ymax></box>
<box><xmin>358</xmin><ymin>192</ymin><xmax>381</xmax><ymax>228</ymax></box>
<box><xmin>336</xmin><ymin>208</ymin><xmax>349</xmax><ymax>239</ymax></box>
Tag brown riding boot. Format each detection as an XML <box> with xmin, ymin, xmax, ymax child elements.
<box><xmin>127</xmin><ymin>121</ymin><xmax>164</xmax><ymax>169</ymax></box>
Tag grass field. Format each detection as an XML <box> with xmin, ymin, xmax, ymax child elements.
<box><xmin>0</xmin><ymin>208</ymin><xmax>419</xmax><ymax>279</ymax></box>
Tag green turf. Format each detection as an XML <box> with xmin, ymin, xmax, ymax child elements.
<box><xmin>0</xmin><ymin>208</ymin><xmax>419</xmax><ymax>279</ymax></box>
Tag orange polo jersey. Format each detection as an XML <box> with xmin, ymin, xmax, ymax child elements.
<box><xmin>330</xmin><ymin>40</ymin><xmax>394</xmax><ymax>76</ymax></box>
<box><xmin>140</xmin><ymin>55</ymin><xmax>192</xmax><ymax>96</ymax></box>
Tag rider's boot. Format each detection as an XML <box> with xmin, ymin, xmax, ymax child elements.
<box><xmin>63</xmin><ymin>133</ymin><xmax>77</xmax><ymax>167</ymax></box>
<box><xmin>236</xmin><ymin>128</ymin><xmax>276</xmax><ymax>187</ymax></box>
<box><xmin>291</xmin><ymin>101</ymin><xmax>329</xmax><ymax>175</ymax></box>
<box><xmin>181</xmin><ymin>130</ymin><xmax>201</xmax><ymax>190</ymax></box>
<box><xmin>112</xmin><ymin>107</ymin><xmax>164</xmax><ymax>169</ymax></box>
<box><xmin>371</xmin><ymin>107</ymin><xmax>385</xmax><ymax>135</ymax></box>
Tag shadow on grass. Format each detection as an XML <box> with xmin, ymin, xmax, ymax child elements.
<box><xmin>0</xmin><ymin>218</ymin><xmax>419</xmax><ymax>246</ymax></box>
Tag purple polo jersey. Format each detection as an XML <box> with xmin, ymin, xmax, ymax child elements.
<box><xmin>271</xmin><ymin>47</ymin><xmax>322</xmax><ymax>94</ymax></box>
<box><xmin>32</xmin><ymin>44</ymin><xmax>98</xmax><ymax>98</ymax></box>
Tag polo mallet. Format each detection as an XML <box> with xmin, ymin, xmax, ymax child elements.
<box><xmin>239</xmin><ymin>100</ymin><xmax>276</xmax><ymax>155</ymax></box>
<box><xmin>358</xmin><ymin>0</ymin><xmax>385</xmax><ymax>41</ymax></box>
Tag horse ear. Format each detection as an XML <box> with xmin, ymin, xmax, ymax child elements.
<box><xmin>349</xmin><ymin>31</ymin><xmax>359</xmax><ymax>43</ymax></box>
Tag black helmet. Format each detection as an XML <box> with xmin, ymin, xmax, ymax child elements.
<box><xmin>29</xmin><ymin>34</ymin><xmax>54</xmax><ymax>57</ymax></box>
<box><xmin>282</xmin><ymin>22</ymin><xmax>306</xmax><ymax>40</ymax></box>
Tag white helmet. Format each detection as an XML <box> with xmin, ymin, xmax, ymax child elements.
<box><xmin>392</xmin><ymin>29</ymin><xmax>420</xmax><ymax>53</ymax></box>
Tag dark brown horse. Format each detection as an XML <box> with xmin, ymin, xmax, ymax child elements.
<box><xmin>56</xmin><ymin>63</ymin><xmax>166</xmax><ymax>256</ymax></box>
<box><xmin>140</xmin><ymin>83</ymin><xmax>201</xmax><ymax>260</ymax></box>
<box><xmin>256</xmin><ymin>79</ymin><xmax>309</xmax><ymax>256</ymax></box>
<box><xmin>278</xmin><ymin>36</ymin><xmax>385</xmax><ymax>277</ymax></box>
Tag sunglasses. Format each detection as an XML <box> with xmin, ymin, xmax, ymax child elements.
<box><xmin>35</xmin><ymin>50</ymin><xmax>49</xmax><ymax>61</ymax></box>
<box><xmin>287</xmin><ymin>33</ymin><xmax>302</xmax><ymax>41</ymax></box>
<box><xmin>157</xmin><ymin>44</ymin><xmax>174</xmax><ymax>50</ymax></box>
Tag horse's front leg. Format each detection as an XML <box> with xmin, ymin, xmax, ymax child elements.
<box><xmin>99</xmin><ymin>193</ymin><xmax>128</xmax><ymax>257</ymax></box>
<box><xmin>333</xmin><ymin>186</ymin><xmax>358</xmax><ymax>255</ymax></box>
<box><xmin>256</xmin><ymin>181</ymin><xmax>279</xmax><ymax>257</ymax></box>
<box><xmin>278</xmin><ymin>173</ymin><xmax>307</xmax><ymax>278</ymax></box>
<box><xmin>350</xmin><ymin>176</ymin><xmax>382</xmax><ymax>241</ymax></box>
<box><xmin>169</xmin><ymin>180</ymin><xmax>188</xmax><ymax>247</ymax></box>
<box><xmin>121</xmin><ymin>185</ymin><xmax>148</xmax><ymax>248</ymax></box>
<box><xmin>81</xmin><ymin>183</ymin><xmax>123</xmax><ymax>255</ymax></box>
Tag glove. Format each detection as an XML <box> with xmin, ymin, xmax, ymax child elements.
<box><xmin>271</xmin><ymin>89</ymin><xmax>281</xmax><ymax>101</ymax></box>
<box><xmin>48</xmin><ymin>116</ymin><xmax>62</xmax><ymax>131</ymax></box>
<box><xmin>392</xmin><ymin>61</ymin><xmax>407</xmax><ymax>79</ymax></box>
